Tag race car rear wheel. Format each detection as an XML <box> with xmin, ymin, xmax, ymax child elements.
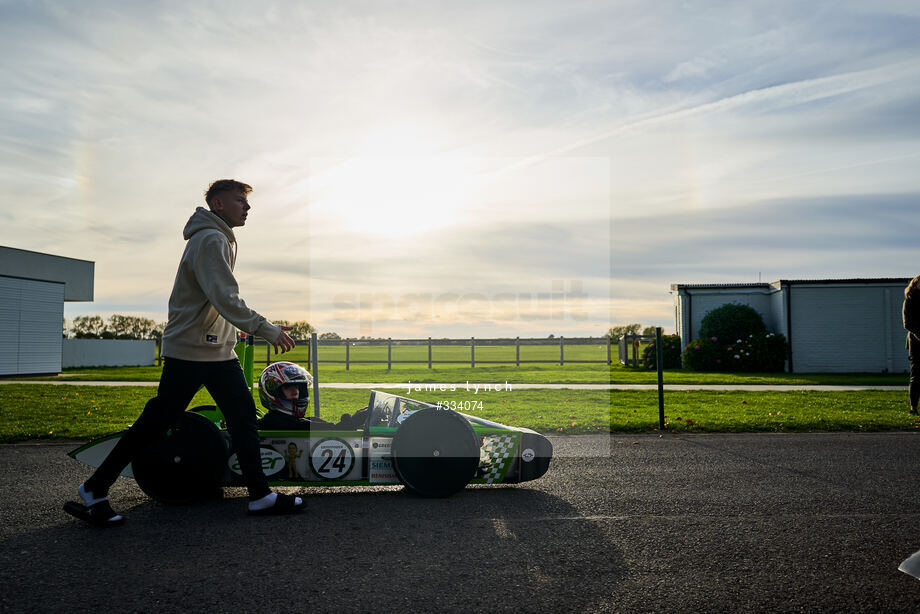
<box><xmin>132</xmin><ymin>411</ymin><xmax>229</xmax><ymax>504</ymax></box>
<box><xmin>392</xmin><ymin>408</ymin><xmax>480</xmax><ymax>497</ymax></box>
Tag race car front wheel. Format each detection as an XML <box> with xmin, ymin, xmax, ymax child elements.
<box><xmin>392</xmin><ymin>408</ymin><xmax>480</xmax><ymax>497</ymax></box>
<box><xmin>132</xmin><ymin>411</ymin><xmax>229</xmax><ymax>504</ymax></box>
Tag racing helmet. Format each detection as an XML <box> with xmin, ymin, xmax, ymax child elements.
<box><xmin>258</xmin><ymin>361</ymin><xmax>312</xmax><ymax>418</ymax></box>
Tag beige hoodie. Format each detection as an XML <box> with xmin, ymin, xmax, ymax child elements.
<box><xmin>160</xmin><ymin>207</ymin><xmax>282</xmax><ymax>361</ymax></box>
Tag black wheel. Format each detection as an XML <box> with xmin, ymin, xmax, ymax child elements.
<box><xmin>392</xmin><ymin>408</ymin><xmax>480</xmax><ymax>497</ymax></box>
<box><xmin>132</xmin><ymin>411</ymin><xmax>229</xmax><ymax>504</ymax></box>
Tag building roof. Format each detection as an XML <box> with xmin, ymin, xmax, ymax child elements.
<box><xmin>0</xmin><ymin>246</ymin><xmax>94</xmax><ymax>301</ymax></box>
<box><xmin>671</xmin><ymin>278</ymin><xmax>911</xmax><ymax>292</ymax></box>
<box><xmin>670</xmin><ymin>282</ymin><xmax>770</xmax><ymax>291</ymax></box>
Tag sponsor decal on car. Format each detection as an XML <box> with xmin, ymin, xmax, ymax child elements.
<box><xmin>228</xmin><ymin>447</ymin><xmax>286</xmax><ymax>477</ymax></box>
<box><xmin>479</xmin><ymin>433</ymin><xmax>519</xmax><ymax>483</ymax></box>
<box><xmin>370</xmin><ymin>460</ymin><xmax>392</xmax><ymax>471</ymax></box>
<box><xmin>369</xmin><ymin>437</ymin><xmax>398</xmax><ymax>483</ymax></box>
<box><xmin>370</xmin><ymin>460</ymin><xmax>396</xmax><ymax>483</ymax></box>
<box><xmin>309</xmin><ymin>438</ymin><xmax>355</xmax><ymax>480</ymax></box>
<box><xmin>521</xmin><ymin>448</ymin><xmax>536</xmax><ymax>462</ymax></box>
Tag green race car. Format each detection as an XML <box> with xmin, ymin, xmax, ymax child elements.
<box><xmin>68</xmin><ymin>341</ymin><xmax>552</xmax><ymax>502</ymax></box>
<box><xmin>69</xmin><ymin>389</ymin><xmax>553</xmax><ymax>501</ymax></box>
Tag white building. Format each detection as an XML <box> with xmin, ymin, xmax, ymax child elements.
<box><xmin>671</xmin><ymin>278</ymin><xmax>910</xmax><ymax>374</ymax></box>
<box><xmin>0</xmin><ymin>246</ymin><xmax>94</xmax><ymax>376</ymax></box>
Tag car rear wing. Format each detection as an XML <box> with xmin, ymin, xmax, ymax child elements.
<box><xmin>234</xmin><ymin>334</ymin><xmax>255</xmax><ymax>388</ymax></box>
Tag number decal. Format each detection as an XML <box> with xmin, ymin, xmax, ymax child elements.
<box><xmin>310</xmin><ymin>438</ymin><xmax>355</xmax><ymax>480</ymax></box>
<box><xmin>333</xmin><ymin>450</ymin><xmax>347</xmax><ymax>472</ymax></box>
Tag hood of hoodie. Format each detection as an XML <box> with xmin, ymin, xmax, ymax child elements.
<box><xmin>183</xmin><ymin>206</ymin><xmax>236</xmax><ymax>243</ymax></box>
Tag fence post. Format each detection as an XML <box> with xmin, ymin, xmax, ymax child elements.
<box><xmin>471</xmin><ymin>337</ymin><xmax>475</xmax><ymax>368</ymax></box>
<box><xmin>560</xmin><ymin>336</ymin><xmax>564</xmax><ymax>366</ymax></box>
<box><xmin>657</xmin><ymin>327</ymin><xmax>665</xmax><ymax>430</ymax></box>
<box><xmin>516</xmin><ymin>336</ymin><xmax>520</xmax><ymax>366</ymax></box>
<box><xmin>428</xmin><ymin>337</ymin><xmax>432</xmax><ymax>369</ymax></box>
<box><xmin>607</xmin><ymin>336</ymin><xmax>612</xmax><ymax>365</ymax></box>
<box><xmin>387</xmin><ymin>337</ymin><xmax>392</xmax><ymax>370</ymax></box>
<box><xmin>345</xmin><ymin>339</ymin><xmax>350</xmax><ymax>371</ymax></box>
<box><xmin>311</xmin><ymin>332</ymin><xmax>320</xmax><ymax>418</ymax></box>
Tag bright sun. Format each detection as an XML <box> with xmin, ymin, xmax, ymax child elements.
<box><xmin>311</xmin><ymin>124</ymin><xmax>476</xmax><ymax>236</ymax></box>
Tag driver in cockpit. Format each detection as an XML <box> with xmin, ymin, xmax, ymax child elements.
<box><xmin>256</xmin><ymin>362</ymin><xmax>366</xmax><ymax>430</ymax></box>
<box><xmin>256</xmin><ymin>361</ymin><xmax>312</xmax><ymax>430</ymax></box>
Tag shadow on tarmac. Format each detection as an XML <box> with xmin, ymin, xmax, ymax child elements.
<box><xmin>4</xmin><ymin>483</ymin><xmax>623</xmax><ymax>612</ymax></box>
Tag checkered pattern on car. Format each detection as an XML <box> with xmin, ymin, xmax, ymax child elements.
<box><xmin>479</xmin><ymin>433</ymin><xmax>518</xmax><ymax>483</ymax></box>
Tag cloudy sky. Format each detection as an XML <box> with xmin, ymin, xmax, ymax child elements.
<box><xmin>2</xmin><ymin>1</ymin><xmax>919</xmax><ymax>338</ymax></box>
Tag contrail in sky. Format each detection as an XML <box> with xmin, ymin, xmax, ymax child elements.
<box><xmin>484</xmin><ymin>58</ymin><xmax>920</xmax><ymax>181</ymax></box>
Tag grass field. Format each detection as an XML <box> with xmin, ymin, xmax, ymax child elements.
<box><xmin>11</xmin><ymin>338</ymin><xmax>888</xmax><ymax>385</ymax></box>
<box><xmin>2</xmin><ymin>341</ymin><xmax>913</xmax><ymax>442</ymax></box>
<box><xmin>0</xmin><ymin>339</ymin><xmax>895</xmax><ymax>385</ymax></box>
<box><xmin>45</xmin><ymin>359</ymin><xmax>907</xmax><ymax>386</ymax></box>
<box><xmin>251</xmin><ymin>340</ymin><xmax>612</xmax><ymax>366</ymax></box>
<box><xmin>0</xmin><ymin>384</ymin><xmax>915</xmax><ymax>443</ymax></box>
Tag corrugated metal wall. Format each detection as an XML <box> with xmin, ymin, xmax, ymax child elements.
<box><xmin>679</xmin><ymin>289</ymin><xmax>775</xmax><ymax>346</ymax></box>
<box><xmin>790</xmin><ymin>284</ymin><xmax>909</xmax><ymax>373</ymax></box>
<box><xmin>0</xmin><ymin>276</ymin><xmax>64</xmax><ymax>375</ymax></box>
<box><xmin>62</xmin><ymin>339</ymin><xmax>155</xmax><ymax>367</ymax></box>
<box><xmin>0</xmin><ymin>277</ymin><xmax>18</xmax><ymax>375</ymax></box>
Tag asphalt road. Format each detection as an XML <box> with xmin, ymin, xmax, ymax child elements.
<box><xmin>3</xmin><ymin>433</ymin><xmax>920</xmax><ymax>612</ymax></box>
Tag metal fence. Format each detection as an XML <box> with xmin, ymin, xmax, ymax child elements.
<box><xmin>618</xmin><ymin>334</ymin><xmax>657</xmax><ymax>367</ymax></box>
<box><xmin>249</xmin><ymin>336</ymin><xmax>612</xmax><ymax>369</ymax></box>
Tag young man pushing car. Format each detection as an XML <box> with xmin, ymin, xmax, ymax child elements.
<box><xmin>65</xmin><ymin>179</ymin><xmax>304</xmax><ymax>526</ymax></box>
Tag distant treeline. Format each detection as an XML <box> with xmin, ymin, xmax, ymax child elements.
<box><xmin>64</xmin><ymin>314</ymin><xmax>626</xmax><ymax>342</ymax></box>
<box><xmin>605</xmin><ymin>324</ymin><xmax>659</xmax><ymax>341</ymax></box>
<box><xmin>65</xmin><ymin>315</ymin><xmax>317</xmax><ymax>341</ymax></box>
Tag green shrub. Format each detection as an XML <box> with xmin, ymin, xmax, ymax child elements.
<box><xmin>683</xmin><ymin>332</ymin><xmax>787</xmax><ymax>372</ymax></box>
<box><xmin>684</xmin><ymin>303</ymin><xmax>787</xmax><ymax>371</ymax></box>
<box><xmin>682</xmin><ymin>337</ymin><xmax>723</xmax><ymax>371</ymax></box>
<box><xmin>741</xmin><ymin>332</ymin><xmax>788</xmax><ymax>372</ymax></box>
<box><xmin>699</xmin><ymin>303</ymin><xmax>767</xmax><ymax>344</ymax></box>
<box><xmin>641</xmin><ymin>334</ymin><xmax>682</xmax><ymax>369</ymax></box>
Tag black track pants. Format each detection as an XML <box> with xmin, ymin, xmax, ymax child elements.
<box><xmin>84</xmin><ymin>357</ymin><xmax>270</xmax><ymax>500</ymax></box>
<box><xmin>911</xmin><ymin>350</ymin><xmax>920</xmax><ymax>410</ymax></box>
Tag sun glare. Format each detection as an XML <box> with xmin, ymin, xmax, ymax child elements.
<box><xmin>311</xmin><ymin>124</ymin><xmax>477</xmax><ymax>236</ymax></box>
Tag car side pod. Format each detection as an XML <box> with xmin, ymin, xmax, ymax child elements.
<box><xmin>517</xmin><ymin>429</ymin><xmax>553</xmax><ymax>483</ymax></box>
<box><xmin>391</xmin><ymin>407</ymin><xmax>481</xmax><ymax>498</ymax></box>
<box><xmin>132</xmin><ymin>412</ymin><xmax>229</xmax><ymax>504</ymax></box>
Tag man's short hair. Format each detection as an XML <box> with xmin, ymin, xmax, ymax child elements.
<box><xmin>205</xmin><ymin>179</ymin><xmax>252</xmax><ymax>207</ymax></box>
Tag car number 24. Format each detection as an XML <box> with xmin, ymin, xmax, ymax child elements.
<box><xmin>310</xmin><ymin>438</ymin><xmax>355</xmax><ymax>480</ymax></box>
